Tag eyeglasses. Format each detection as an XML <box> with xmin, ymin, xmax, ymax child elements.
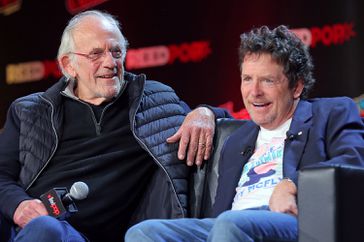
<box><xmin>69</xmin><ymin>49</ymin><xmax>123</xmax><ymax>61</ymax></box>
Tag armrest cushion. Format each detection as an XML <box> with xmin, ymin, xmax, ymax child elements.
<box><xmin>298</xmin><ymin>165</ymin><xmax>364</xmax><ymax>242</ymax></box>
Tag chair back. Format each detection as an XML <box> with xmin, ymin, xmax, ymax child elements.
<box><xmin>190</xmin><ymin>118</ymin><xmax>247</xmax><ymax>218</ymax></box>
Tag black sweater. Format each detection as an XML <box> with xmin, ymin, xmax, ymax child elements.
<box><xmin>27</xmin><ymin>92</ymin><xmax>156</xmax><ymax>241</ymax></box>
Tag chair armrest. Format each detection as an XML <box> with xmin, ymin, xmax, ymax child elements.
<box><xmin>190</xmin><ymin>118</ymin><xmax>246</xmax><ymax>218</ymax></box>
<box><xmin>298</xmin><ymin>165</ymin><xmax>364</xmax><ymax>242</ymax></box>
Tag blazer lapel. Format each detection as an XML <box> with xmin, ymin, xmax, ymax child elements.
<box><xmin>283</xmin><ymin>100</ymin><xmax>313</xmax><ymax>182</ymax></box>
<box><xmin>213</xmin><ymin>122</ymin><xmax>259</xmax><ymax>215</ymax></box>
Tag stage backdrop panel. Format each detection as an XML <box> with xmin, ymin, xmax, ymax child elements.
<box><xmin>1</xmin><ymin>0</ymin><xmax>363</xmax><ymax>127</ymax></box>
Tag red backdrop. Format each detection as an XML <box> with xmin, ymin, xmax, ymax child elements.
<box><xmin>1</xmin><ymin>0</ymin><xmax>363</xmax><ymax>127</ymax></box>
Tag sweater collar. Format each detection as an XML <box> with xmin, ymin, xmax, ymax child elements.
<box><xmin>41</xmin><ymin>72</ymin><xmax>144</xmax><ymax>107</ymax></box>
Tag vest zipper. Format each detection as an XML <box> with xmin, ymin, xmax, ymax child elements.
<box><xmin>76</xmin><ymin>100</ymin><xmax>113</xmax><ymax>136</ymax></box>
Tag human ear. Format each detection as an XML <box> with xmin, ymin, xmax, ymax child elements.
<box><xmin>59</xmin><ymin>55</ymin><xmax>76</xmax><ymax>78</ymax></box>
<box><xmin>293</xmin><ymin>80</ymin><xmax>304</xmax><ymax>99</ymax></box>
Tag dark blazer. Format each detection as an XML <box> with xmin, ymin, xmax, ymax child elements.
<box><xmin>212</xmin><ymin>97</ymin><xmax>364</xmax><ymax>217</ymax></box>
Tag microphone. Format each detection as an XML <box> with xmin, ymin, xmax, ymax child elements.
<box><xmin>40</xmin><ymin>181</ymin><xmax>89</xmax><ymax>219</ymax></box>
<box><xmin>286</xmin><ymin>131</ymin><xmax>303</xmax><ymax>141</ymax></box>
<box><xmin>62</xmin><ymin>182</ymin><xmax>89</xmax><ymax>205</ymax></box>
<box><xmin>241</xmin><ymin>146</ymin><xmax>253</xmax><ymax>157</ymax></box>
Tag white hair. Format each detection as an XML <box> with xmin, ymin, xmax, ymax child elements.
<box><xmin>57</xmin><ymin>10</ymin><xmax>128</xmax><ymax>80</ymax></box>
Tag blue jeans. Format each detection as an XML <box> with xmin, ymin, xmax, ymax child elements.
<box><xmin>125</xmin><ymin>208</ymin><xmax>297</xmax><ymax>242</ymax></box>
<box><xmin>8</xmin><ymin>216</ymin><xmax>86</xmax><ymax>242</ymax></box>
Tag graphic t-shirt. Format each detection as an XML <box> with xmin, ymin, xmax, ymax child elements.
<box><xmin>231</xmin><ymin>119</ymin><xmax>292</xmax><ymax>210</ymax></box>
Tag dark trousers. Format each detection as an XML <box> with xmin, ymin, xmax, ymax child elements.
<box><xmin>0</xmin><ymin>216</ymin><xmax>13</xmax><ymax>242</ymax></box>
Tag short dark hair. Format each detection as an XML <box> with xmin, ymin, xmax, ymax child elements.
<box><xmin>239</xmin><ymin>25</ymin><xmax>315</xmax><ymax>98</ymax></box>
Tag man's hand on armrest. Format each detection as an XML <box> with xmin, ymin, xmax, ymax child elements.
<box><xmin>167</xmin><ymin>107</ymin><xmax>215</xmax><ymax>166</ymax></box>
<box><xmin>269</xmin><ymin>178</ymin><xmax>298</xmax><ymax>216</ymax></box>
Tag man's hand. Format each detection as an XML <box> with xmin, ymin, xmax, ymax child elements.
<box><xmin>167</xmin><ymin>107</ymin><xmax>215</xmax><ymax>166</ymax></box>
<box><xmin>269</xmin><ymin>179</ymin><xmax>298</xmax><ymax>216</ymax></box>
<box><xmin>13</xmin><ymin>199</ymin><xmax>48</xmax><ymax>228</ymax></box>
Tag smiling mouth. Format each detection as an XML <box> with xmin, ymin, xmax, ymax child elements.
<box><xmin>97</xmin><ymin>73</ymin><xmax>117</xmax><ymax>78</ymax></box>
<box><xmin>252</xmin><ymin>102</ymin><xmax>271</xmax><ymax>108</ymax></box>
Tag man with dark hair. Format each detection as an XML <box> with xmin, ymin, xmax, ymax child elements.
<box><xmin>125</xmin><ymin>25</ymin><xmax>364</xmax><ymax>242</ymax></box>
<box><xmin>0</xmin><ymin>10</ymin><xmax>229</xmax><ymax>242</ymax></box>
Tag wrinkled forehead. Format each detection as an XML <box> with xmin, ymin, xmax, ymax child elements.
<box><xmin>72</xmin><ymin>15</ymin><xmax>124</xmax><ymax>45</ymax></box>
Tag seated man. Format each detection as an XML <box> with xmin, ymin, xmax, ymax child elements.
<box><xmin>125</xmin><ymin>25</ymin><xmax>364</xmax><ymax>242</ymax></box>
<box><xmin>0</xmin><ymin>10</ymin><xmax>229</xmax><ymax>242</ymax></box>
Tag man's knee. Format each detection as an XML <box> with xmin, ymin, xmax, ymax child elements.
<box><xmin>215</xmin><ymin>211</ymin><xmax>237</xmax><ymax>229</ymax></box>
<box><xmin>27</xmin><ymin>216</ymin><xmax>62</xmax><ymax>232</ymax></box>
<box><xmin>214</xmin><ymin>210</ymin><xmax>255</xmax><ymax>231</ymax></box>
<box><xmin>16</xmin><ymin>216</ymin><xmax>69</xmax><ymax>241</ymax></box>
<box><xmin>208</xmin><ymin>211</ymin><xmax>258</xmax><ymax>242</ymax></box>
<box><xmin>217</xmin><ymin>210</ymin><xmax>247</xmax><ymax>223</ymax></box>
<box><xmin>125</xmin><ymin>220</ymin><xmax>155</xmax><ymax>242</ymax></box>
